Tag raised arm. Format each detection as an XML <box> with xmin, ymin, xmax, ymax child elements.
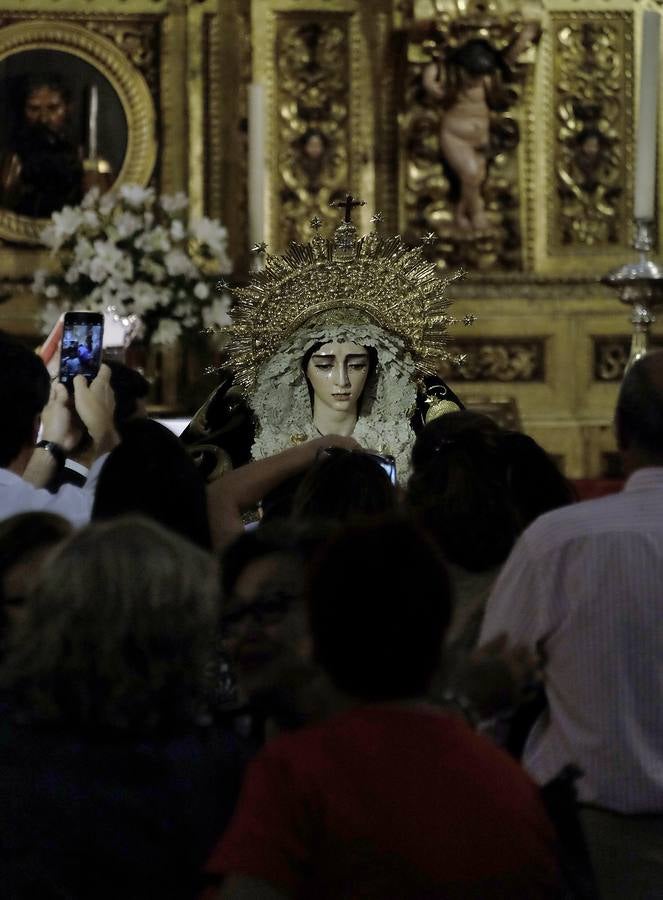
<box><xmin>23</xmin><ymin>365</ymin><xmax>119</xmax><ymax>488</ymax></box>
<box><xmin>207</xmin><ymin>434</ymin><xmax>360</xmax><ymax>551</ymax></box>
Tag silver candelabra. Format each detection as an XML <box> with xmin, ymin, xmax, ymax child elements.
<box><xmin>602</xmin><ymin>220</ymin><xmax>663</xmax><ymax>372</ymax></box>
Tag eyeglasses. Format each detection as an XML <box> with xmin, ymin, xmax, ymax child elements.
<box><xmin>220</xmin><ymin>592</ymin><xmax>293</xmax><ymax>636</ymax></box>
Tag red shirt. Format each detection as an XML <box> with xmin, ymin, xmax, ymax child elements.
<box><xmin>207</xmin><ymin>705</ymin><xmax>559</xmax><ymax>898</ymax></box>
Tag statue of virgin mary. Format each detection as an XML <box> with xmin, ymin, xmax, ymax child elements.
<box><xmin>184</xmin><ymin>198</ymin><xmax>468</xmax><ymax>481</ymax></box>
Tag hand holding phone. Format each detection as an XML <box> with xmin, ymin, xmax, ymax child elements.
<box><xmin>72</xmin><ymin>363</ymin><xmax>118</xmax><ymax>453</ymax></box>
<box><xmin>58</xmin><ymin>312</ymin><xmax>104</xmax><ymax>390</ymax></box>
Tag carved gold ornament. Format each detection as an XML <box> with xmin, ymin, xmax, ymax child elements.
<box><xmin>401</xmin><ymin>0</ymin><xmax>540</xmax><ymax>270</ymax></box>
<box><xmin>276</xmin><ymin>15</ymin><xmax>351</xmax><ymax>245</ymax></box>
<box><xmin>0</xmin><ymin>20</ymin><xmax>156</xmax><ymax>244</ymax></box>
<box><xmin>425</xmin><ymin>396</ymin><xmax>462</xmax><ymax>423</ymax></box>
<box><xmin>222</xmin><ymin>197</ymin><xmax>461</xmax><ymax>396</ymax></box>
<box><xmin>439</xmin><ymin>339</ymin><xmax>544</xmax><ymax>382</ymax></box>
<box><xmin>552</xmin><ymin>13</ymin><xmax>632</xmax><ymax>250</ymax></box>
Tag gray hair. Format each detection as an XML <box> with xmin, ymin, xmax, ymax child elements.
<box><xmin>0</xmin><ymin>516</ymin><xmax>219</xmax><ymax>733</ymax></box>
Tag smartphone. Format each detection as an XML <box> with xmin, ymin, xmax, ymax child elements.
<box><xmin>366</xmin><ymin>452</ymin><xmax>397</xmax><ymax>485</ymax></box>
<box><xmin>58</xmin><ymin>311</ymin><xmax>104</xmax><ymax>389</ymax></box>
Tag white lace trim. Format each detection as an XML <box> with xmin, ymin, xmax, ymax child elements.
<box><xmin>250</xmin><ymin>323</ymin><xmax>418</xmax><ymax>481</ymax></box>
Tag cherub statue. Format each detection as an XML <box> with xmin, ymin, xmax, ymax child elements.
<box><xmin>420</xmin><ymin>20</ymin><xmax>540</xmax><ymax>232</ymax></box>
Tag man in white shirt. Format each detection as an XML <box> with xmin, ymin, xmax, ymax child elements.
<box><xmin>0</xmin><ymin>333</ymin><xmax>118</xmax><ymax>527</ymax></box>
<box><xmin>480</xmin><ymin>351</ymin><xmax>663</xmax><ymax>899</ymax></box>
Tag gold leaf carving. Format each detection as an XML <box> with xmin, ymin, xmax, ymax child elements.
<box><xmin>86</xmin><ymin>21</ymin><xmax>160</xmax><ymax>94</ymax></box>
<box><xmin>551</xmin><ymin>12</ymin><xmax>633</xmax><ymax>250</ymax></box>
<box><xmin>593</xmin><ymin>336</ymin><xmax>663</xmax><ymax>382</ymax></box>
<box><xmin>399</xmin><ymin>3</ymin><xmax>540</xmax><ymax>271</ymax></box>
<box><xmin>438</xmin><ymin>339</ymin><xmax>545</xmax><ymax>382</ymax></box>
<box><xmin>276</xmin><ymin>14</ymin><xmax>350</xmax><ymax>246</ymax></box>
<box><xmin>0</xmin><ymin>19</ymin><xmax>157</xmax><ymax>244</ymax></box>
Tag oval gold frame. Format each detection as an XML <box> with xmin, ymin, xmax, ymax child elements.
<box><xmin>0</xmin><ymin>20</ymin><xmax>157</xmax><ymax>244</ymax></box>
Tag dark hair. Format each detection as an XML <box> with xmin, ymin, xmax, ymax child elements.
<box><xmin>104</xmin><ymin>359</ymin><xmax>150</xmax><ymax>432</ymax></box>
<box><xmin>0</xmin><ymin>513</ymin><xmax>72</xmax><ymax>651</ymax></box>
<box><xmin>220</xmin><ymin>520</ymin><xmax>332</xmax><ymax>599</ymax></box>
<box><xmin>408</xmin><ymin>411</ymin><xmax>519</xmax><ymax>571</ymax></box>
<box><xmin>0</xmin><ymin>516</ymin><xmax>218</xmax><ymax>734</ymax></box>
<box><xmin>408</xmin><ymin>412</ymin><xmax>574</xmax><ymax>570</ymax></box>
<box><xmin>616</xmin><ymin>351</ymin><xmax>663</xmax><ymax>461</ymax></box>
<box><xmin>451</xmin><ymin>39</ymin><xmax>501</xmax><ymax>76</ymax></box>
<box><xmin>308</xmin><ymin>515</ymin><xmax>451</xmax><ymax>701</ymax></box>
<box><xmin>17</xmin><ymin>73</ymin><xmax>72</xmax><ymax>112</ymax></box>
<box><xmin>499</xmin><ymin>431</ymin><xmax>576</xmax><ymax>529</ymax></box>
<box><xmin>0</xmin><ymin>512</ymin><xmax>72</xmax><ymax>601</ymax></box>
<box><xmin>92</xmin><ymin>418</ymin><xmax>212</xmax><ymax>549</ymax></box>
<box><xmin>291</xmin><ymin>449</ymin><xmax>397</xmax><ymax>524</ymax></box>
<box><xmin>260</xmin><ymin>474</ymin><xmax>306</xmax><ymax>524</ymax></box>
<box><xmin>0</xmin><ymin>333</ymin><xmax>51</xmax><ymax>467</ymax></box>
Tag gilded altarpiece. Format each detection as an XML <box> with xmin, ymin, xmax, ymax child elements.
<box><xmin>251</xmin><ymin>0</ymin><xmax>390</xmax><ymax>250</ymax></box>
<box><xmin>398</xmin><ymin>2</ymin><xmax>539</xmax><ymax>272</ymax></box>
<box><xmin>0</xmin><ymin>0</ymin><xmax>221</xmax><ymax>408</ymax></box>
<box><xmin>550</xmin><ymin>13</ymin><xmax>633</xmax><ymax>252</ymax></box>
<box><xmin>389</xmin><ymin>1</ymin><xmax>663</xmax><ymax>477</ymax></box>
<box><xmin>276</xmin><ymin>14</ymin><xmax>351</xmax><ymax>245</ymax></box>
<box><xmin>1</xmin><ymin>0</ymin><xmax>663</xmax><ymax>476</ymax></box>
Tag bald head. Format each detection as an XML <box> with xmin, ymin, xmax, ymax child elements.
<box><xmin>616</xmin><ymin>351</ymin><xmax>663</xmax><ymax>463</ymax></box>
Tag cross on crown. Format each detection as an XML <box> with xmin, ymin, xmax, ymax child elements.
<box><xmin>330</xmin><ymin>193</ymin><xmax>366</xmax><ymax>224</ymax></box>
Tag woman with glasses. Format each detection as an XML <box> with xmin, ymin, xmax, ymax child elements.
<box><xmin>217</xmin><ymin>523</ymin><xmax>335</xmax><ymax>742</ymax></box>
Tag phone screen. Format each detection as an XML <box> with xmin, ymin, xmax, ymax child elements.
<box><xmin>366</xmin><ymin>452</ymin><xmax>397</xmax><ymax>485</ymax></box>
<box><xmin>59</xmin><ymin>315</ymin><xmax>104</xmax><ymax>387</ymax></box>
<box><xmin>379</xmin><ymin>457</ymin><xmax>397</xmax><ymax>486</ymax></box>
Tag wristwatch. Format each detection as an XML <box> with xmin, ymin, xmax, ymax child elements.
<box><xmin>35</xmin><ymin>440</ymin><xmax>66</xmax><ymax>471</ymax></box>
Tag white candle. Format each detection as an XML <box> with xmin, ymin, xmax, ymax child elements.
<box><xmin>248</xmin><ymin>83</ymin><xmax>266</xmax><ymax>258</ymax></box>
<box><xmin>634</xmin><ymin>11</ymin><xmax>661</xmax><ymax>220</ymax></box>
<box><xmin>88</xmin><ymin>85</ymin><xmax>99</xmax><ymax>161</ymax></box>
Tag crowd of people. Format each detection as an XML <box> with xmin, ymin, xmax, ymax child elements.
<box><xmin>0</xmin><ymin>328</ymin><xmax>661</xmax><ymax>899</ymax></box>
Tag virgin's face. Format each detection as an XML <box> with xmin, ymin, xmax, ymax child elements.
<box><xmin>306</xmin><ymin>341</ymin><xmax>370</xmax><ymax>414</ymax></box>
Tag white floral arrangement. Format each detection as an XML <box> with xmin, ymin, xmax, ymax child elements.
<box><xmin>251</xmin><ymin>320</ymin><xmax>418</xmax><ymax>481</ymax></box>
<box><xmin>32</xmin><ymin>184</ymin><xmax>233</xmax><ymax>346</ymax></box>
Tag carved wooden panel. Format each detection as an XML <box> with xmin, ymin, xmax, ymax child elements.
<box><xmin>593</xmin><ymin>335</ymin><xmax>663</xmax><ymax>381</ymax></box>
<box><xmin>276</xmin><ymin>13</ymin><xmax>351</xmax><ymax>246</ymax></box>
<box><xmin>438</xmin><ymin>338</ymin><xmax>545</xmax><ymax>382</ymax></box>
<box><xmin>399</xmin><ymin>4</ymin><xmax>539</xmax><ymax>272</ymax></box>
<box><xmin>549</xmin><ymin>11</ymin><xmax>633</xmax><ymax>253</ymax></box>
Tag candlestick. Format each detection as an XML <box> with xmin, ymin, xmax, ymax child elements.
<box><xmin>88</xmin><ymin>85</ymin><xmax>99</xmax><ymax>162</ymax></box>
<box><xmin>602</xmin><ymin>219</ymin><xmax>663</xmax><ymax>372</ymax></box>
<box><xmin>248</xmin><ymin>83</ymin><xmax>266</xmax><ymax>264</ymax></box>
<box><xmin>634</xmin><ymin>11</ymin><xmax>661</xmax><ymax>221</ymax></box>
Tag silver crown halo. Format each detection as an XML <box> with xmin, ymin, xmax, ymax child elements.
<box><xmin>222</xmin><ymin>201</ymin><xmax>463</xmax><ymax>396</ymax></box>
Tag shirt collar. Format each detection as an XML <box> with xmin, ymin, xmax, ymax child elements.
<box><xmin>624</xmin><ymin>466</ymin><xmax>663</xmax><ymax>491</ymax></box>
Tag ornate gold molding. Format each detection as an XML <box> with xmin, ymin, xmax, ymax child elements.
<box><xmin>203</xmin><ymin>11</ymin><xmax>223</xmax><ymax>220</ymax></box>
<box><xmin>276</xmin><ymin>13</ymin><xmax>351</xmax><ymax>245</ymax></box>
<box><xmin>252</xmin><ymin>0</ymin><xmax>373</xmax><ymax>251</ymax></box>
<box><xmin>593</xmin><ymin>335</ymin><xmax>663</xmax><ymax>381</ymax></box>
<box><xmin>0</xmin><ymin>19</ymin><xmax>157</xmax><ymax>243</ymax></box>
<box><xmin>398</xmin><ymin>1</ymin><xmax>540</xmax><ymax>271</ymax></box>
<box><xmin>549</xmin><ymin>11</ymin><xmax>633</xmax><ymax>252</ymax></box>
<box><xmin>438</xmin><ymin>338</ymin><xmax>546</xmax><ymax>382</ymax></box>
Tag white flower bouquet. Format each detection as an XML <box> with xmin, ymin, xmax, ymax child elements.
<box><xmin>32</xmin><ymin>184</ymin><xmax>233</xmax><ymax>346</ymax></box>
